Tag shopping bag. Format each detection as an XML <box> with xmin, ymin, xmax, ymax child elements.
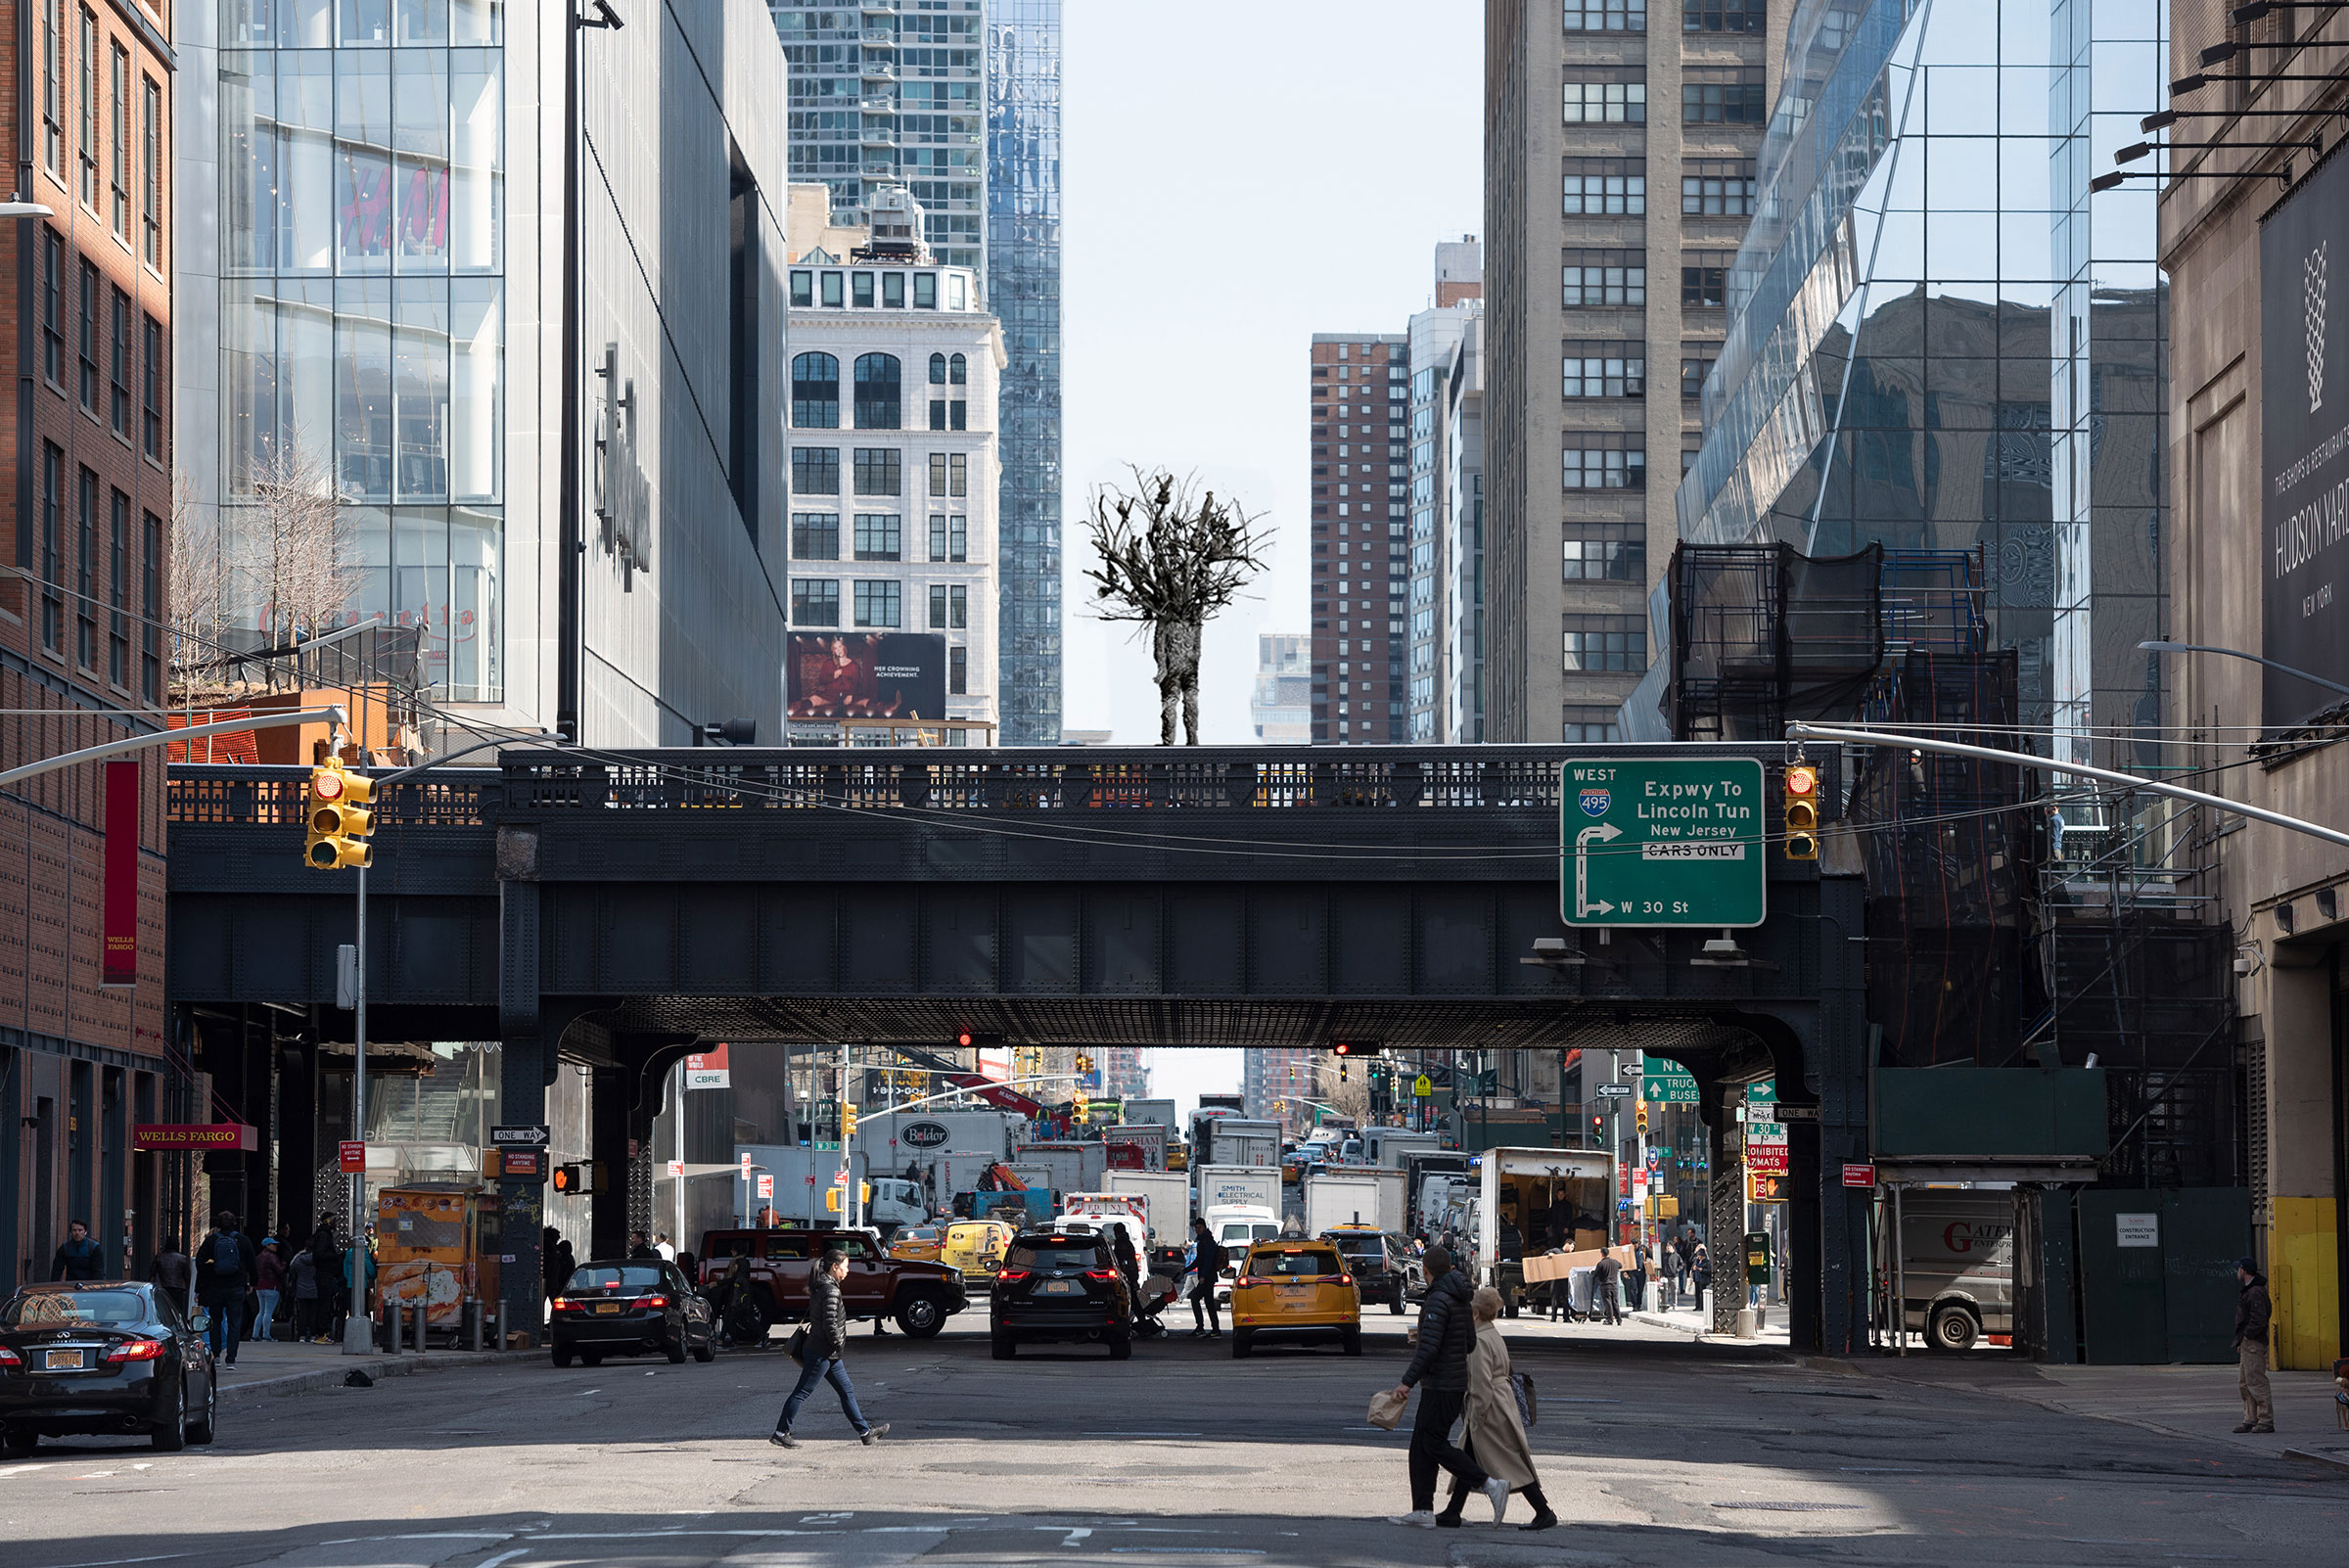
<box><xmin>1367</xmin><ymin>1387</ymin><xmax>1408</xmax><ymax>1431</ymax></box>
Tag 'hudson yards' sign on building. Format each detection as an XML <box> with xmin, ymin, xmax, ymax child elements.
<box><xmin>2262</xmin><ymin>151</ymin><xmax>2349</xmax><ymax>726</ymax></box>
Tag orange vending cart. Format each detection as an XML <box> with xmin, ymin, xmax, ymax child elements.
<box><xmin>377</xmin><ymin>1187</ymin><xmax>502</xmax><ymax>1337</ymax></box>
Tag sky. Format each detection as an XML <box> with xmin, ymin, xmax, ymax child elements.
<box><xmin>1056</xmin><ymin>2</ymin><xmax>1485</xmax><ymax>746</ymax></box>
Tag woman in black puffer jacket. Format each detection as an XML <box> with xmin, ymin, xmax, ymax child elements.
<box><xmin>768</xmin><ymin>1248</ymin><xmax>890</xmax><ymax>1449</ymax></box>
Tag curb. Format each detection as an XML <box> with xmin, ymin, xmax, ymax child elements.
<box><xmin>2283</xmin><ymin>1446</ymin><xmax>2349</xmax><ymax>1476</ymax></box>
<box><xmin>218</xmin><ymin>1348</ymin><xmax>544</xmax><ymax>1407</ymax></box>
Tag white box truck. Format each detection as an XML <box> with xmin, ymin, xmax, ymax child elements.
<box><xmin>1470</xmin><ymin>1147</ymin><xmax>1616</xmax><ymax>1317</ymax></box>
<box><xmin>855</xmin><ymin>1108</ymin><xmax>1024</xmax><ymax>1212</ymax></box>
<box><xmin>1105</xmin><ymin>1123</ymin><xmax>1167</xmax><ymax>1171</ymax></box>
<box><xmin>1104</xmin><ymin>1169</ymin><xmax>1193</xmax><ymax>1271</ymax></box>
<box><xmin>1016</xmin><ymin>1140</ymin><xmax>1107</xmax><ymax>1194</ymax></box>
<box><xmin>1302</xmin><ymin>1169</ymin><xmax>1406</xmax><ymax>1235</ymax></box>
<box><xmin>1192</xmin><ymin>1117</ymin><xmax>1280</xmax><ymax>1171</ymax></box>
<box><xmin>1193</xmin><ymin>1164</ymin><xmax>1281</xmax><ymax>1216</ymax></box>
<box><xmin>1361</xmin><ymin>1128</ymin><xmax>1440</xmax><ymax>1169</ymax></box>
<box><xmin>1126</xmin><ymin>1098</ymin><xmax>1178</xmax><ymax>1135</ymax></box>
<box><xmin>731</xmin><ymin>1145</ymin><xmax>929</xmax><ymax>1234</ymax></box>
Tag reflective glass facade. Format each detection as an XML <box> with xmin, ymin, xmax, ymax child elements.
<box><xmin>214</xmin><ymin>0</ymin><xmax>507</xmax><ymax>702</ymax></box>
<box><xmin>986</xmin><ymin>0</ymin><xmax>1062</xmax><ymax>744</ymax></box>
<box><xmin>1675</xmin><ymin>0</ymin><xmax>2166</xmax><ymax>764</ymax></box>
<box><xmin>772</xmin><ymin>3</ymin><xmax>986</xmax><ymax>271</ymax></box>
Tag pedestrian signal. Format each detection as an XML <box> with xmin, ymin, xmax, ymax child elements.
<box><xmin>303</xmin><ymin>763</ymin><xmax>377</xmax><ymax>870</ymax></box>
<box><xmin>1782</xmin><ymin>763</ymin><xmax>1819</xmax><ymax>861</ymax></box>
<box><xmin>1747</xmin><ymin>1170</ymin><xmax>1788</xmax><ymax>1204</ymax></box>
<box><xmin>552</xmin><ymin>1163</ymin><xmax>586</xmax><ymax>1195</ymax></box>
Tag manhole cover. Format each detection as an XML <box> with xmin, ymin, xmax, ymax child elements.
<box><xmin>1712</xmin><ymin>1501</ymin><xmax>1865</xmax><ymax>1511</ymax></box>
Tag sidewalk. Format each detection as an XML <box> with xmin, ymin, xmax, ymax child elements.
<box><xmin>1833</xmin><ymin>1353</ymin><xmax>2349</xmax><ymax>1475</ymax></box>
<box><xmin>1629</xmin><ymin>1303</ymin><xmax>1794</xmax><ymax>1351</ymax></box>
<box><xmin>211</xmin><ymin>1333</ymin><xmax>541</xmax><ymax>1406</ymax></box>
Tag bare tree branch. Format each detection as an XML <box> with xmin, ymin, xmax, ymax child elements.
<box><xmin>234</xmin><ymin>442</ymin><xmax>359</xmax><ymax>689</ymax></box>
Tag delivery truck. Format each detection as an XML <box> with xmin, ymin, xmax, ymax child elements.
<box><xmin>1191</xmin><ymin>1116</ymin><xmax>1280</xmax><ymax>1171</ymax></box>
<box><xmin>1104</xmin><ymin>1170</ymin><xmax>1192</xmax><ymax>1269</ymax></box>
<box><xmin>1880</xmin><ymin>1189</ymin><xmax>2015</xmax><ymax>1351</ymax></box>
<box><xmin>1302</xmin><ymin>1169</ymin><xmax>1407</xmax><ymax>1235</ymax></box>
<box><xmin>1016</xmin><ymin>1140</ymin><xmax>1107</xmax><ymax>1194</ymax></box>
<box><xmin>1106</xmin><ymin>1123</ymin><xmax>1167</xmax><ymax>1171</ymax></box>
<box><xmin>1403</xmin><ymin>1151</ymin><xmax>1474</xmax><ymax>1233</ymax></box>
<box><xmin>1192</xmin><ymin>1163</ymin><xmax>1282</xmax><ymax>1216</ymax></box>
<box><xmin>1360</xmin><ymin>1128</ymin><xmax>1440</xmax><ymax>1170</ymax></box>
<box><xmin>732</xmin><ymin>1146</ymin><xmax>931</xmax><ymax>1233</ymax></box>
<box><xmin>854</xmin><ymin>1108</ymin><xmax>1025</xmax><ymax>1212</ymax></box>
<box><xmin>1468</xmin><ymin>1147</ymin><xmax>1616</xmax><ymax>1317</ymax></box>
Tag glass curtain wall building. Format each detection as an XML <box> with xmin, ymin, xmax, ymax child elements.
<box><xmin>214</xmin><ymin>0</ymin><xmax>507</xmax><ymax>701</ymax></box>
<box><xmin>985</xmin><ymin>0</ymin><xmax>1062</xmax><ymax>745</ymax></box>
<box><xmin>1665</xmin><ymin>0</ymin><xmax>2167</xmax><ymax>768</ymax></box>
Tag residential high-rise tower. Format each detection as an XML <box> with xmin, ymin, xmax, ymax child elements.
<box><xmin>1309</xmin><ymin>334</ymin><xmax>1409</xmax><ymax>743</ymax></box>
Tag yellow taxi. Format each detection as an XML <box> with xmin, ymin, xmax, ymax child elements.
<box><xmin>888</xmin><ymin>1225</ymin><xmax>944</xmax><ymax>1265</ymax></box>
<box><xmin>939</xmin><ymin>1220</ymin><xmax>1017</xmax><ymax>1287</ymax></box>
<box><xmin>1228</xmin><ymin>1239</ymin><xmax>1361</xmax><ymax>1359</ymax></box>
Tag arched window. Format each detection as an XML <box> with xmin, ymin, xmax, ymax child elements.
<box><xmin>792</xmin><ymin>352</ymin><xmax>840</xmax><ymax>429</ymax></box>
<box><xmin>929</xmin><ymin>352</ymin><xmax>947</xmax><ymax>386</ymax></box>
<box><xmin>949</xmin><ymin>352</ymin><xmax>968</xmax><ymax>386</ymax></box>
<box><xmin>853</xmin><ymin>352</ymin><xmax>902</xmax><ymax>430</ymax></box>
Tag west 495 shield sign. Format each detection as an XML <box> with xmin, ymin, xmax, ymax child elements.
<box><xmin>2261</xmin><ymin>153</ymin><xmax>2349</xmax><ymax>725</ymax></box>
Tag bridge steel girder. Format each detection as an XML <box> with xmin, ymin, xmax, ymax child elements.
<box><xmin>164</xmin><ymin>749</ymin><xmax>1867</xmax><ymax>1351</ymax></box>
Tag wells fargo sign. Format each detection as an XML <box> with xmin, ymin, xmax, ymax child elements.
<box><xmin>134</xmin><ymin>1124</ymin><xmax>258</xmax><ymax>1151</ymax></box>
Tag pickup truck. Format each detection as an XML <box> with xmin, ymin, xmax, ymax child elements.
<box><xmin>699</xmin><ymin>1226</ymin><xmax>968</xmax><ymax>1340</ymax></box>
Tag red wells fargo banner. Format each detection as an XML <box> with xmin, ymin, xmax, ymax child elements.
<box><xmin>102</xmin><ymin>759</ymin><xmax>138</xmax><ymax>987</ymax></box>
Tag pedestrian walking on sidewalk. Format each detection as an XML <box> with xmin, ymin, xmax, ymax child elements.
<box><xmin>1386</xmin><ymin>1245</ymin><xmax>1507</xmax><ymax>1530</ymax></box>
<box><xmin>2234</xmin><ymin>1257</ymin><xmax>2275</xmax><ymax>1433</ymax></box>
<box><xmin>769</xmin><ymin>1248</ymin><xmax>888</xmax><ymax>1449</ymax></box>
<box><xmin>51</xmin><ymin>1219</ymin><xmax>104</xmax><ymax>1281</ymax></box>
<box><xmin>1185</xmin><ymin>1218</ymin><xmax>1226</xmax><ymax>1339</ymax></box>
<box><xmin>254</xmin><ymin>1239</ymin><xmax>286</xmax><ymax>1344</ymax></box>
<box><xmin>194</xmin><ymin>1212</ymin><xmax>258</xmax><ymax>1367</ymax></box>
<box><xmin>1692</xmin><ymin>1243</ymin><xmax>1711</xmax><ymax>1316</ymax></box>
<box><xmin>1437</xmin><ymin>1286</ymin><xmax>1556</xmax><ymax>1531</ymax></box>
<box><xmin>289</xmin><ymin>1244</ymin><xmax>321</xmax><ymax>1341</ymax></box>
<box><xmin>150</xmin><ymin>1234</ymin><xmax>193</xmax><ymax>1319</ymax></box>
<box><xmin>1593</xmin><ymin>1246</ymin><xmax>1624</xmax><ymax>1325</ymax></box>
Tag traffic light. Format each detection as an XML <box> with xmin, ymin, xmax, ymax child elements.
<box><xmin>303</xmin><ymin>762</ymin><xmax>377</xmax><ymax>870</ymax></box>
<box><xmin>1635</xmin><ymin>1099</ymin><xmax>1649</xmax><ymax>1138</ymax></box>
<box><xmin>842</xmin><ymin>1102</ymin><xmax>859</xmax><ymax>1139</ymax></box>
<box><xmin>1782</xmin><ymin>762</ymin><xmax>1819</xmax><ymax>861</ymax></box>
<box><xmin>1591</xmin><ymin>1115</ymin><xmax>1605</xmax><ymax>1140</ymax></box>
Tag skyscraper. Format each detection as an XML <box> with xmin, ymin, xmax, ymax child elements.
<box><xmin>1406</xmin><ymin>240</ymin><xmax>1483</xmax><ymax>742</ymax></box>
<box><xmin>986</xmin><ymin>3</ymin><xmax>1064</xmax><ymax>745</ymax></box>
<box><xmin>1250</xmin><ymin>633</ymin><xmax>1312</xmax><ymax>743</ymax></box>
<box><xmin>773</xmin><ymin>2</ymin><xmax>1062</xmax><ymax>745</ymax></box>
<box><xmin>1309</xmin><ymin>334</ymin><xmax>1410</xmax><ymax>743</ymax></box>
<box><xmin>1482</xmin><ymin>0</ymin><xmax>1789</xmax><ymax>741</ymax></box>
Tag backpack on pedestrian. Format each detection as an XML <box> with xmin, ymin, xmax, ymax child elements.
<box><xmin>208</xmin><ymin>1230</ymin><xmax>244</xmax><ymax>1281</ymax></box>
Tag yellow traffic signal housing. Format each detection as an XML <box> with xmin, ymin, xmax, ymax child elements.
<box><xmin>1635</xmin><ymin>1100</ymin><xmax>1649</xmax><ymax>1137</ymax></box>
<box><xmin>1782</xmin><ymin>762</ymin><xmax>1819</xmax><ymax>860</ymax></box>
<box><xmin>842</xmin><ymin>1103</ymin><xmax>859</xmax><ymax>1138</ymax></box>
<box><xmin>303</xmin><ymin>763</ymin><xmax>378</xmax><ymax>870</ymax></box>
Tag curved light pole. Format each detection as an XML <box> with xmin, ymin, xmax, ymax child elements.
<box><xmin>2139</xmin><ymin>639</ymin><xmax>2349</xmax><ymax>701</ymax></box>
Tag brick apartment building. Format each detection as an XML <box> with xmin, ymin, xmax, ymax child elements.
<box><xmin>1309</xmin><ymin>334</ymin><xmax>1409</xmax><ymax>743</ymax></box>
<box><xmin>0</xmin><ymin>0</ymin><xmax>177</xmax><ymax>1293</ymax></box>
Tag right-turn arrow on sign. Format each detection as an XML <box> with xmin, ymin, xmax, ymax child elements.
<box><xmin>1560</xmin><ymin>757</ymin><xmax>1768</xmax><ymax>928</ymax></box>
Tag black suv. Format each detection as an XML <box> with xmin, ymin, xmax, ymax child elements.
<box><xmin>990</xmin><ymin>1229</ymin><xmax>1133</xmax><ymax>1360</ymax></box>
<box><xmin>1320</xmin><ymin>1226</ymin><xmax>1411</xmax><ymax>1314</ymax></box>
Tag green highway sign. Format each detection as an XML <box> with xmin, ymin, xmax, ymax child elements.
<box><xmin>1642</xmin><ymin>1064</ymin><xmax>1700</xmax><ymax>1105</ymax></box>
<box><xmin>1561</xmin><ymin>757</ymin><xmax>1767</xmax><ymax>928</ymax></box>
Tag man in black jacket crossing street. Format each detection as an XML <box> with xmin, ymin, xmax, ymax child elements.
<box><xmin>1386</xmin><ymin>1246</ymin><xmax>1508</xmax><ymax>1529</ymax></box>
<box><xmin>770</xmin><ymin>1248</ymin><xmax>889</xmax><ymax>1448</ymax></box>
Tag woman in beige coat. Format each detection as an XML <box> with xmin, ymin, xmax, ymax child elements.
<box><xmin>1438</xmin><ymin>1286</ymin><xmax>1557</xmax><ymax>1530</ymax></box>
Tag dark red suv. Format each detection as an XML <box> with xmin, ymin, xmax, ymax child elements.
<box><xmin>698</xmin><ymin>1228</ymin><xmax>966</xmax><ymax>1341</ymax></box>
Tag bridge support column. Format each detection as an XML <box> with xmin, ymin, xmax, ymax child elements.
<box><xmin>1815</xmin><ymin>875</ymin><xmax>1872</xmax><ymax>1357</ymax></box>
<box><xmin>1711</xmin><ymin>1112</ymin><xmax>1743</xmax><ymax>1335</ymax></box>
<box><xmin>495</xmin><ymin>1028</ymin><xmax>549</xmax><ymax>1346</ymax></box>
<box><xmin>590</xmin><ymin>1065</ymin><xmax>633</xmax><ymax>1261</ymax></box>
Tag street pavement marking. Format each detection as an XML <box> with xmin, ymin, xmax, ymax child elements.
<box><xmin>474</xmin><ymin>1553</ymin><xmax>532</xmax><ymax>1568</ymax></box>
<box><xmin>42</xmin><ymin>1555</ymin><xmax>185</xmax><ymax>1568</ymax></box>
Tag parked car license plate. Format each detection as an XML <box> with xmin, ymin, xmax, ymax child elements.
<box><xmin>44</xmin><ymin>1349</ymin><xmax>85</xmax><ymax>1370</ymax></box>
<box><xmin>1040</xmin><ymin>1280</ymin><xmax>1079</xmax><ymax>1295</ymax></box>
<box><xmin>593</xmin><ymin>1303</ymin><xmax>620</xmax><ymax>1314</ymax></box>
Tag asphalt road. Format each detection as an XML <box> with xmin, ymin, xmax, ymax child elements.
<box><xmin>3</xmin><ymin>1319</ymin><xmax>2343</xmax><ymax>1568</ymax></box>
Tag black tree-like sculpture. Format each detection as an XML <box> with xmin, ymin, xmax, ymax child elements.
<box><xmin>1082</xmin><ymin>468</ymin><xmax>1271</xmax><ymax>745</ymax></box>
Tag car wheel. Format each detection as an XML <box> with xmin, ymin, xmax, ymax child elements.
<box><xmin>0</xmin><ymin>1428</ymin><xmax>35</xmax><ymax>1459</ymax></box>
<box><xmin>1503</xmin><ymin>1292</ymin><xmax>1520</xmax><ymax>1320</ymax></box>
<box><xmin>1930</xmin><ymin>1306</ymin><xmax>1979</xmax><ymax>1352</ymax></box>
<box><xmin>990</xmin><ymin>1330</ymin><xmax>1016</xmax><ymax>1360</ymax></box>
<box><xmin>1389</xmin><ymin>1284</ymin><xmax>1406</xmax><ymax>1316</ymax></box>
<box><xmin>691</xmin><ymin>1327</ymin><xmax>716</xmax><ymax>1364</ymax></box>
<box><xmin>580</xmin><ymin>1350</ymin><xmax>604</xmax><ymax>1367</ymax></box>
<box><xmin>1230</xmin><ymin>1330</ymin><xmax>1253</xmax><ymax>1360</ymax></box>
<box><xmin>552</xmin><ymin>1346</ymin><xmax>575</xmax><ymax>1368</ymax></box>
<box><xmin>896</xmin><ymin>1292</ymin><xmax>945</xmax><ymax>1339</ymax></box>
<box><xmin>1342</xmin><ymin>1327</ymin><xmax>1363</xmax><ymax>1357</ymax></box>
<box><xmin>666</xmin><ymin>1330</ymin><xmax>688</xmax><ymax>1364</ymax></box>
<box><xmin>151</xmin><ymin>1377</ymin><xmax>187</xmax><ymax>1453</ymax></box>
<box><xmin>187</xmin><ymin>1375</ymin><xmax>218</xmax><ymax>1446</ymax></box>
<box><xmin>1107</xmin><ymin>1332</ymin><xmax>1132</xmax><ymax>1361</ymax></box>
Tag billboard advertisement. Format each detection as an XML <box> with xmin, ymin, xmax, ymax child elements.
<box><xmin>787</xmin><ymin>631</ymin><xmax>947</xmax><ymax>720</ymax></box>
<box><xmin>2260</xmin><ymin>154</ymin><xmax>2349</xmax><ymax>724</ymax></box>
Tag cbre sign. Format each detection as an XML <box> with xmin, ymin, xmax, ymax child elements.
<box><xmin>1560</xmin><ymin>757</ymin><xmax>1766</xmax><ymax>928</ymax></box>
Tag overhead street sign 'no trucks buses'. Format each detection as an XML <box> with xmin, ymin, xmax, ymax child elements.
<box><xmin>1561</xmin><ymin>757</ymin><xmax>1767</xmax><ymax>928</ymax></box>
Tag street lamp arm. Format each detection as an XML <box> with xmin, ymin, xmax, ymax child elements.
<box><xmin>1785</xmin><ymin>721</ymin><xmax>2349</xmax><ymax>850</ymax></box>
<box><xmin>0</xmin><ymin>706</ymin><xmax>348</xmax><ymax>789</ymax></box>
<box><xmin>2139</xmin><ymin>639</ymin><xmax>2349</xmax><ymax>700</ymax></box>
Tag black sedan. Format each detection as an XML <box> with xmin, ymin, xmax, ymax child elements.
<box><xmin>549</xmin><ymin>1260</ymin><xmax>717</xmax><ymax>1367</ymax></box>
<box><xmin>990</xmin><ymin>1230</ymin><xmax>1132</xmax><ymax>1360</ymax></box>
<box><xmin>0</xmin><ymin>1280</ymin><xmax>217</xmax><ymax>1455</ymax></box>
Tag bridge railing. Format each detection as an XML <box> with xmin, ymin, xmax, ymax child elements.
<box><xmin>492</xmin><ymin>749</ymin><xmax>1568</xmax><ymax>812</ymax></box>
<box><xmin>166</xmin><ymin>751</ymin><xmax>1572</xmax><ymax>825</ymax></box>
<box><xmin>168</xmin><ymin>767</ymin><xmax>493</xmax><ymax>827</ymax></box>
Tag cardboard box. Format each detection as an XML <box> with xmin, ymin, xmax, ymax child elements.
<box><xmin>1522</xmin><ymin>1247</ymin><xmax>1608</xmax><ymax>1283</ymax></box>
